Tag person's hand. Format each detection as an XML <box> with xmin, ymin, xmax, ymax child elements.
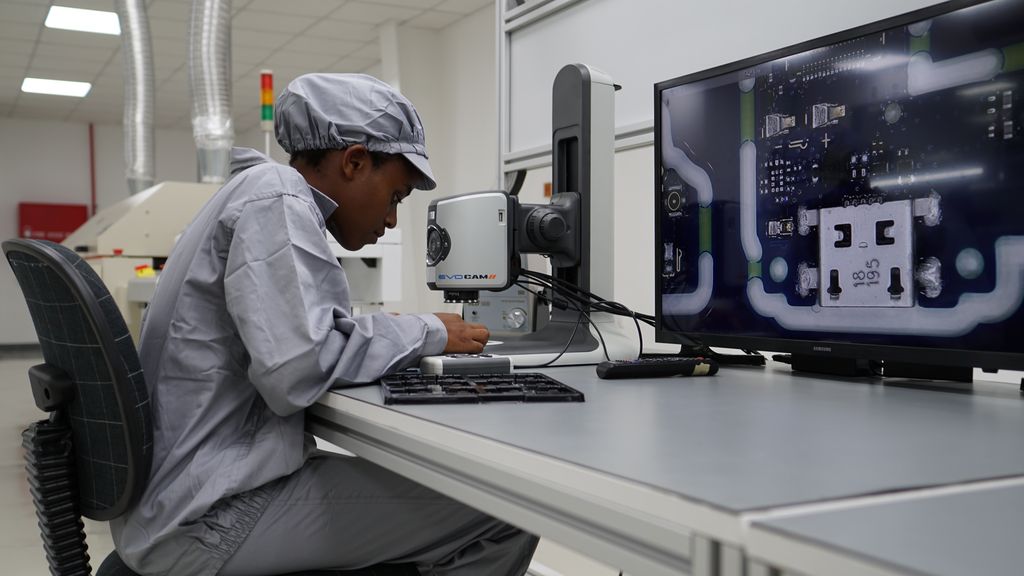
<box><xmin>435</xmin><ymin>313</ymin><xmax>489</xmax><ymax>354</ymax></box>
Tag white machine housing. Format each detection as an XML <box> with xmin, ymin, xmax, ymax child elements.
<box><xmin>64</xmin><ymin>181</ymin><xmax>404</xmax><ymax>339</ymax></box>
<box><xmin>63</xmin><ymin>181</ymin><xmax>218</xmax><ymax>340</ymax></box>
<box><xmin>327</xmin><ymin>228</ymin><xmax>403</xmax><ymax>314</ymax></box>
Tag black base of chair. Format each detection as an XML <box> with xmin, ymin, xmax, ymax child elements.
<box><xmin>98</xmin><ymin>550</ymin><xmax>421</xmax><ymax>576</ymax></box>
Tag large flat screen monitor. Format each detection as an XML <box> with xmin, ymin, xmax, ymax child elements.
<box><xmin>655</xmin><ymin>0</ymin><xmax>1024</xmax><ymax>371</ymax></box>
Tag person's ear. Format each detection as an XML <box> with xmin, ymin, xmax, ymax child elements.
<box><xmin>339</xmin><ymin>145</ymin><xmax>370</xmax><ymax>181</ymax></box>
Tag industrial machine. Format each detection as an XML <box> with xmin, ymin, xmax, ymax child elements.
<box><xmin>426</xmin><ymin>64</ymin><xmax>638</xmax><ymax>365</ymax></box>
<box><xmin>62</xmin><ymin>181</ymin><xmax>218</xmax><ymax>340</ymax></box>
<box><xmin>64</xmin><ymin>180</ymin><xmax>404</xmax><ymax>340</ymax></box>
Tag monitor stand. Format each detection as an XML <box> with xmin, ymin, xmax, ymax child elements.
<box><xmin>786</xmin><ymin>354</ymin><xmax>974</xmax><ymax>383</ymax></box>
<box><xmin>788</xmin><ymin>354</ymin><xmax>877</xmax><ymax>378</ymax></box>
<box><xmin>884</xmin><ymin>361</ymin><xmax>974</xmax><ymax>383</ymax></box>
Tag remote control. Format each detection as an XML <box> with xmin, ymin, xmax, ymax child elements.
<box><xmin>596</xmin><ymin>357</ymin><xmax>719</xmax><ymax>379</ymax></box>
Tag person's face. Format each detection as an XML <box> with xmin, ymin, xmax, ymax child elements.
<box><xmin>321</xmin><ymin>146</ymin><xmax>416</xmax><ymax>251</ymax></box>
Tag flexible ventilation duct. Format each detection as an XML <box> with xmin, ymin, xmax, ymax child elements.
<box><xmin>116</xmin><ymin>0</ymin><xmax>155</xmax><ymax>195</ymax></box>
<box><xmin>189</xmin><ymin>0</ymin><xmax>233</xmax><ymax>183</ymax></box>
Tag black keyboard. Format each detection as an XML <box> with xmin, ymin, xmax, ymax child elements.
<box><xmin>380</xmin><ymin>373</ymin><xmax>585</xmax><ymax>405</ymax></box>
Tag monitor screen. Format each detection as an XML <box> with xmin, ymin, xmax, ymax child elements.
<box><xmin>655</xmin><ymin>0</ymin><xmax>1024</xmax><ymax>370</ymax></box>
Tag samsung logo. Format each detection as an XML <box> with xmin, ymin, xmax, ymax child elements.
<box><xmin>813</xmin><ymin>346</ymin><xmax>832</xmax><ymax>352</ymax></box>
<box><xmin>439</xmin><ymin>273</ymin><xmax>497</xmax><ymax>280</ymax></box>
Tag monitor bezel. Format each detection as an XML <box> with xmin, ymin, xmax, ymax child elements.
<box><xmin>653</xmin><ymin>0</ymin><xmax>1024</xmax><ymax>371</ymax></box>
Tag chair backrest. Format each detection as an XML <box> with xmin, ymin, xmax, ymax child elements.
<box><xmin>3</xmin><ymin>239</ymin><xmax>152</xmax><ymax>521</ymax></box>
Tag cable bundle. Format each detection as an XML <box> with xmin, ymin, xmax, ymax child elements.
<box><xmin>514</xmin><ymin>269</ymin><xmax>654</xmax><ymax>367</ymax></box>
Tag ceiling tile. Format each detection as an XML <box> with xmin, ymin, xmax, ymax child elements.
<box><xmin>24</xmin><ymin>65</ymin><xmax>96</xmax><ymax>83</ymax></box>
<box><xmin>263</xmin><ymin>49</ymin><xmax>338</xmax><ymax>70</ymax></box>
<box><xmin>146</xmin><ymin>2</ymin><xmax>190</xmax><ymax>22</ymax></box>
<box><xmin>34</xmin><ymin>43</ymin><xmax>116</xmax><ymax>63</ymax></box>
<box><xmin>148</xmin><ymin>17</ymin><xmax>188</xmax><ymax>39</ymax></box>
<box><xmin>233</xmin><ymin>28</ymin><xmax>295</xmax><ymax>49</ymax></box>
<box><xmin>39</xmin><ymin>27</ymin><xmax>121</xmax><ymax>49</ymax></box>
<box><xmin>0</xmin><ymin>38</ymin><xmax>38</xmax><ymax>57</ymax></box>
<box><xmin>29</xmin><ymin>55</ymin><xmax>109</xmax><ymax>76</ymax></box>
<box><xmin>232</xmin><ymin>63</ymin><xmax>259</xmax><ymax>81</ymax></box>
<box><xmin>434</xmin><ymin>0</ymin><xmax>492</xmax><ymax>14</ymax></box>
<box><xmin>326</xmin><ymin>55</ymin><xmax>378</xmax><ymax>73</ymax></box>
<box><xmin>407</xmin><ymin>10</ymin><xmax>461</xmax><ymax>29</ymax></box>
<box><xmin>306</xmin><ymin>18</ymin><xmax>378</xmax><ymax>42</ymax></box>
<box><xmin>281</xmin><ymin>35</ymin><xmax>365</xmax><ymax>57</ymax></box>
<box><xmin>349</xmin><ymin>42</ymin><xmax>380</xmax><ymax>60</ymax></box>
<box><xmin>233</xmin><ymin>76</ymin><xmax>269</xmax><ymax>100</ymax></box>
<box><xmin>58</xmin><ymin>0</ymin><xmax>119</xmax><ymax>12</ymax></box>
<box><xmin>13</xmin><ymin>101</ymin><xmax>82</xmax><ymax>119</ymax></box>
<box><xmin>232</xmin><ymin>45</ymin><xmax>276</xmax><ymax>66</ymax></box>
<box><xmin>0</xmin><ymin>86</ymin><xmax>21</xmax><ymax>105</ymax></box>
<box><xmin>376</xmin><ymin>0</ymin><xmax>444</xmax><ymax>8</ymax></box>
<box><xmin>0</xmin><ymin>66</ymin><xmax>26</xmax><ymax>80</ymax></box>
<box><xmin>91</xmin><ymin>82</ymin><xmax>123</xmax><ymax>103</ymax></box>
<box><xmin>232</xmin><ymin>10</ymin><xmax>317</xmax><ymax>34</ymax></box>
<box><xmin>155</xmin><ymin>67</ymin><xmax>183</xmax><ymax>84</ymax></box>
<box><xmin>0</xmin><ymin>3</ymin><xmax>48</xmax><ymax>24</ymax></box>
<box><xmin>244</xmin><ymin>0</ymin><xmax>343</xmax><ymax>18</ymax></box>
<box><xmin>154</xmin><ymin>60</ymin><xmax>185</xmax><ymax>79</ymax></box>
<box><xmin>0</xmin><ymin>52</ymin><xmax>32</xmax><ymax>69</ymax></box>
<box><xmin>68</xmin><ymin>107</ymin><xmax>123</xmax><ymax>124</ymax></box>
<box><xmin>334</xmin><ymin>2</ymin><xmax>421</xmax><ymax>24</ymax></box>
<box><xmin>0</xmin><ymin>19</ymin><xmax>43</xmax><ymax>41</ymax></box>
<box><xmin>151</xmin><ymin>36</ymin><xmax>189</xmax><ymax>57</ymax></box>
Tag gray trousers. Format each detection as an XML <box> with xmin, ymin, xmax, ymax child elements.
<box><xmin>218</xmin><ymin>453</ymin><xmax>539</xmax><ymax>576</ymax></box>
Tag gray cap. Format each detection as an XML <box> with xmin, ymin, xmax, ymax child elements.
<box><xmin>276</xmin><ymin>73</ymin><xmax>436</xmax><ymax>190</ymax></box>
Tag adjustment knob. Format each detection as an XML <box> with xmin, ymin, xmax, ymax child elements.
<box><xmin>504</xmin><ymin>308</ymin><xmax>528</xmax><ymax>329</ymax></box>
<box><xmin>538</xmin><ymin>212</ymin><xmax>566</xmax><ymax>241</ymax></box>
<box><xmin>527</xmin><ymin>208</ymin><xmax>567</xmax><ymax>244</ymax></box>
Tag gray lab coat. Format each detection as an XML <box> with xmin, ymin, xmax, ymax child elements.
<box><xmin>110</xmin><ymin>148</ymin><xmax>447</xmax><ymax>574</ymax></box>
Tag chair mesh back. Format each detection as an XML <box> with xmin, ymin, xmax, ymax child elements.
<box><xmin>4</xmin><ymin>239</ymin><xmax>152</xmax><ymax>520</ymax></box>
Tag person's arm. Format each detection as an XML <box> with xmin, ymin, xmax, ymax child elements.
<box><xmin>223</xmin><ymin>192</ymin><xmax>446</xmax><ymax>416</ymax></box>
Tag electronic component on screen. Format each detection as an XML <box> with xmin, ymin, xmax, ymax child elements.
<box><xmin>656</xmin><ymin>0</ymin><xmax>1024</xmax><ymax>367</ymax></box>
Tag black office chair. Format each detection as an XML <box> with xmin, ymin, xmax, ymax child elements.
<box><xmin>4</xmin><ymin>239</ymin><xmax>418</xmax><ymax>576</ymax></box>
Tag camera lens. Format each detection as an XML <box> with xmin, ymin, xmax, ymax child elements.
<box><xmin>426</xmin><ymin>224</ymin><xmax>450</xmax><ymax>266</ymax></box>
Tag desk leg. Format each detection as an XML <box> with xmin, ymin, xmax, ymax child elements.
<box><xmin>719</xmin><ymin>544</ymin><xmax>743</xmax><ymax>576</ymax></box>
<box><xmin>746</xmin><ymin>559</ymin><xmax>773</xmax><ymax>576</ymax></box>
<box><xmin>691</xmin><ymin>535</ymin><xmax>717</xmax><ymax>576</ymax></box>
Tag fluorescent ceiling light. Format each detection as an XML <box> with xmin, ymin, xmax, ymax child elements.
<box><xmin>45</xmin><ymin>6</ymin><xmax>121</xmax><ymax>35</ymax></box>
<box><xmin>21</xmin><ymin>77</ymin><xmax>92</xmax><ymax>98</ymax></box>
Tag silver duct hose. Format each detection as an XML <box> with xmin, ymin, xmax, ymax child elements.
<box><xmin>116</xmin><ymin>0</ymin><xmax>155</xmax><ymax>195</ymax></box>
<box><xmin>189</xmin><ymin>0</ymin><xmax>233</xmax><ymax>183</ymax></box>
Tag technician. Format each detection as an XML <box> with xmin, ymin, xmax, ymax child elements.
<box><xmin>111</xmin><ymin>73</ymin><xmax>539</xmax><ymax>576</ymax></box>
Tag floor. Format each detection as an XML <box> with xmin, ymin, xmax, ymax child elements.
<box><xmin>0</xmin><ymin>352</ymin><xmax>114</xmax><ymax>574</ymax></box>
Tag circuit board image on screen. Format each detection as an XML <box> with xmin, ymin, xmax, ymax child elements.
<box><xmin>657</xmin><ymin>0</ymin><xmax>1024</xmax><ymax>359</ymax></box>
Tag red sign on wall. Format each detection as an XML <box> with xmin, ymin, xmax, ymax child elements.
<box><xmin>18</xmin><ymin>203</ymin><xmax>89</xmax><ymax>242</ymax></box>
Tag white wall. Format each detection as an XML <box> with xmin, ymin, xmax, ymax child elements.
<box><xmin>384</xmin><ymin>5</ymin><xmax>499</xmax><ymax>316</ymax></box>
<box><xmin>93</xmin><ymin>124</ymin><xmax>198</xmax><ymax>207</ymax></box>
<box><xmin>0</xmin><ymin>118</ymin><xmax>197</xmax><ymax>344</ymax></box>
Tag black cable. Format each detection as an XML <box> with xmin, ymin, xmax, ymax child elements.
<box><xmin>515</xmin><ymin>279</ymin><xmax>611</xmax><ymax>361</ymax></box>
<box><xmin>520</xmin><ymin>271</ymin><xmax>639</xmax><ymax>353</ymax></box>
<box><xmin>518</xmin><ymin>269</ymin><xmax>764</xmax><ymax>363</ymax></box>
<box><xmin>521</xmin><ymin>269</ymin><xmax>654</xmax><ymax>324</ymax></box>
<box><xmin>514</xmin><ymin>308</ymin><xmax>586</xmax><ymax>369</ymax></box>
<box><xmin>521</xmin><ymin>269</ymin><xmax>646</xmax><ymax>354</ymax></box>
